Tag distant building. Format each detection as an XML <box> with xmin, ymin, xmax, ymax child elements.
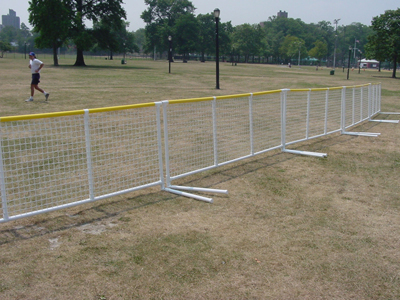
<box><xmin>259</xmin><ymin>10</ymin><xmax>289</xmax><ymax>27</ymax></box>
<box><xmin>2</xmin><ymin>9</ymin><xmax>20</xmax><ymax>30</ymax></box>
<box><xmin>359</xmin><ymin>59</ymin><xmax>379</xmax><ymax>69</ymax></box>
<box><xmin>277</xmin><ymin>10</ymin><xmax>288</xmax><ymax>18</ymax></box>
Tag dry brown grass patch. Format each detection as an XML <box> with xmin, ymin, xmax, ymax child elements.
<box><xmin>0</xmin><ymin>56</ymin><xmax>399</xmax><ymax>299</ymax></box>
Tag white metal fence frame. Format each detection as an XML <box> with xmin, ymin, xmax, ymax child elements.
<box><xmin>0</xmin><ymin>103</ymin><xmax>165</xmax><ymax>222</ymax></box>
<box><xmin>161</xmin><ymin>83</ymin><xmax>398</xmax><ymax>202</ymax></box>
<box><xmin>0</xmin><ymin>83</ymin><xmax>398</xmax><ymax>222</ymax></box>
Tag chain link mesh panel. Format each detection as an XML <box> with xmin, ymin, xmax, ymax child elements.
<box><xmin>0</xmin><ymin>105</ymin><xmax>162</xmax><ymax>221</ymax></box>
<box><xmin>0</xmin><ymin>83</ymin><xmax>382</xmax><ymax>222</ymax></box>
<box><xmin>252</xmin><ymin>93</ymin><xmax>282</xmax><ymax>153</ymax></box>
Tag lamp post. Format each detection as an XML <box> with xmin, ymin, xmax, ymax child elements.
<box><xmin>122</xmin><ymin>42</ymin><xmax>126</xmax><ymax>64</ymax></box>
<box><xmin>333</xmin><ymin>19</ymin><xmax>340</xmax><ymax>69</ymax></box>
<box><xmin>358</xmin><ymin>50</ymin><xmax>362</xmax><ymax>74</ymax></box>
<box><xmin>297</xmin><ymin>45</ymin><xmax>301</xmax><ymax>67</ymax></box>
<box><xmin>347</xmin><ymin>46</ymin><xmax>352</xmax><ymax>80</ymax></box>
<box><xmin>214</xmin><ymin>8</ymin><xmax>220</xmax><ymax>89</ymax></box>
<box><xmin>168</xmin><ymin>35</ymin><xmax>172</xmax><ymax>74</ymax></box>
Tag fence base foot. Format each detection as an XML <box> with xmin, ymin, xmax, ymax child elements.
<box><xmin>283</xmin><ymin>149</ymin><xmax>327</xmax><ymax>158</ymax></box>
<box><xmin>342</xmin><ymin>131</ymin><xmax>380</xmax><ymax>137</ymax></box>
<box><xmin>370</xmin><ymin>119</ymin><xmax>399</xmax><ymax>124</ymax></box>
<box><xmin>379</xmin><ymin>112</ymin><xmax>400</xmax><ymax>115</ymax></box>
<box><xmin>164</xmin><ymin>185</ymin><xmax>228</xmax><ymax>203</ymax></box>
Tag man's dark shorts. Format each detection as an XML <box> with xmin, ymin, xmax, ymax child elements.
<box><xmin>31</xmin><ymin>73</ymin><xmax>40</xmax><ymax>85</ymax></box>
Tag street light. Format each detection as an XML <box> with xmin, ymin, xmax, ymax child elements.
<box><xmin>214</xmin><ymin>8</ymin><xmax>220</xmax><ymax>89</ymax></box>
<box><xmin>347</xmin><ymin>46</ymin><xmax>352</xmax><ymax>80</ymax></box>
<box><xmin>296</xmin><ymin>43</ymin><xmax>301</xmax><ymax>67</ymax></box>
<box><xmin>168</xmin><ymin>35</ymin><xmax>172</xmax><ymax>74</ymax></box>
<box><xmin>333</xmin><ymin>19</ymin><xmax>340</xmax><ymax>69</ymax></box>
<box><xmin>358</xmin><ymin>49</ymin><xmax>362</xmax><ymax>74</ymax></box>
<box><xmin>24</xmin><ymin>42</ymin><xmax>31</xmax><ymax>60</ymax></box>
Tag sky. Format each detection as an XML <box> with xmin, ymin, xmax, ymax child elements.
<box><xmin>1</xmin><ymin>0</ymin><xmax>399</xmax><ymax>31</ymax></box>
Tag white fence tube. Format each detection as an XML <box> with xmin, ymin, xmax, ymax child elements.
<box><xmin>368</xmin><ymin>83</ymin><xmax>372</xmax><ymax>119</ymax></box>
<box><xmin>212</xmin><ymin>97</ymin><xmax>218</xmax><ymax>167</ymax></box>
<box><xmin>306</xmin><ymin>89</ymin><xmax>311</xmax><ymax>139</ymax></box>
<box><xmin>249</xmin><ymin>93</ymin><xmax>254</xmax><ymax>155</ymax></box>
<box><xmin>324</xmin><ymin>89</ymin><xmax>329</xmax><ymax>135</ymax></box>
<box><xmin>169</xmin><ymin>185</ymin><xmax>228</xmax><ymax>194</ymax></box>
<box><xmin>162</xmin><ymin>100</ymin><xmax>172</xmax><ymax>187</ymax></box>
<box><xmin>0</xmin><ymin>127</ymin><xmax>9</xmax><ymax>221</ymax></box>
<box><xmin>341</xmin><ymin>86</ymin><xmax>346</xmax><ymax>134</ymax></box>
<box><xmin>84</xmin><ymin>109</ymin><xmax>95</xmax><ymax>201</ymax></box>
<box><xmin>280</xmin><ymin>89</ymin><xmax>288</xmax><ymax>151</ymax></box>
<box><xmin>165</xmin><ymin>187</ymin><xmax>213</xmax><ymax>203</ymax></box>
<box><xmin>352</xmin><ymin>87</ymin><xmax>356</xmax><ymax>125</ymax></box>
<box><xmin>155</xmin><ymin>102</ymin><xmax>165</xmax><ymax>189</ymax></box>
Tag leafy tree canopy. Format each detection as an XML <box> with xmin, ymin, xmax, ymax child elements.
<box><xmin>366</xmin><ymin>8</ymin><xmax>400</xmax><ymax>78</ymax></box>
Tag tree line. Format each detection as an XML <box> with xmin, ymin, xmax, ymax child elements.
<box><xmin>0</xmin><ymin>0</ymin><xmax>399</xmax><ymax>77</ymax></box>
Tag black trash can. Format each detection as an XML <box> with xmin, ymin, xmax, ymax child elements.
<box><xmin>330</xmin><ymin>70</ymin><xmax>335</xmax><ymax>75</ymax></box>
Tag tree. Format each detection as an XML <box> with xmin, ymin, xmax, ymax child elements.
<box><xmin>280</xmin><ymin>35</ymin><xmax>307</xmax><ymax>64</ymax></box>
<box><xmin>141</xmin><ymin>0</ymin><xmax>195</xmax><ymax>56</ymax></box>
<box><xmin>173</xmin><ymin>14</ymin><xmax>199</xmax><ymax>61</ymax></box>
<box><xmin>29</xmin><ymin>0</ymin><xmax>70</xmax><ymax>66</ymax></box>
<box><xmin>308</xmin><ymin>40</ymin><xmax>328</xmax><ymax>63</ymax></box>
<box><xmin>29</xmin><ymin>0</ymin><xmax>126</xmax><ymax>66</ymax></box>
<box><xmin>232</xmin><ymin>24</ymin><xmax>265</xmax><ymax>63</ymax></box>
<box><xmin>134</xmin><ymin>28</ymin><xmax>146</xmax><ymax>53</ymax></box>
<box><xmin>0</xmin><ymin>41</ymin><xmax>12</xmax><ymax>58</ymax></box>
<box><xmin>69</xmin><ymin>0</ymin><xmax>126</xmax><ymax>66</ymax></box>
<box><xmin>197</xmin><ymin>13</ymin><xmax>214</xmax><ymax>61</ymax></box>
<box><xmin>366</xmin><ymin>9</ymin><xmax>400</xmax><ymax>78</ymax></box>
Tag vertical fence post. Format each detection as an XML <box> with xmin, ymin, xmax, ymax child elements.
<box><xmin>212</xmin><ymin>97</ymin><xmax>218</xmax><ymax>167</ymax></box>
<box><xmin>280</xmin><ymin>89</ymin><xmax>288</xmax><ymax>151</ymax></box>
<box><xmin>352</xmin><ymin>87</ymin><xmax>355</xmax><ymax>125</ymax></box>
<box><xmin>84</xmin><ymin>109</ymin><xmax>95</xmax><ymax>201</ymax></box>
<box><xmin>372</xmin><ymin>84</ymin><xmax>376</xmax><ymax>115</ymax></box>
<box><xmin>162</xmin><ymin>101</ymin><xmax>172</xmax><ymax>187</ymax></box>
<box><xmin>249</xmin><ymin>93</ymin><xmax>254</xmax><ymax>155</ymax></box>
<box><xmin>360</xmin><ymin>86</ymin><xmax>364</xmax><ymax>121</ymax></box>
<box><xmin>0</xmin><ymin>125</ymin><xmax>9</xmax><ymax>221</ymax></box>
<box><xmin>324</xmin><ymin>89</ymin><xmax>329</xmax><ymax>135</ymax></box>
<box><xmin>341</xmin><ymin>87</ymin><xmax>346</xmax><ymax>133</ymax></box>
<box><xmin>368</xmin><ymin>83</ymin><xmax>372</xmax><ymax>120</ymax></box>
<box><xmin>155</xmin><ymin>102</ymin><xmax>165</xmax><ymax>189</ymax></box>
<box><xmin>306</xmin><ymin>89</ymin><xmax>311</xmax><ymax>139</ymax></box>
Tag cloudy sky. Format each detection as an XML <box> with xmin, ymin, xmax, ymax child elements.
<box><xmin>1</xmin><ymin>0</ymin><xmax>399</xmax><ymax>31</ymax></box>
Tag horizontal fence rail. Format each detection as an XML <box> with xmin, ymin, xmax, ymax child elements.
<box><xmin>0</xmin><ymin>83</ymin><xmax>392</xmax><ymax>222</ymax></box>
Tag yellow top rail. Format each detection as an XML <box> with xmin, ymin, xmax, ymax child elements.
<box><xmin>0</xmin><ymin>102</ymin><xmax>156</xmax><ymax>122</ymax></box>
<box><xmin>0</xmin><ymin>83</ymin><xmax>379</xmax><ymax>122</ymax></box>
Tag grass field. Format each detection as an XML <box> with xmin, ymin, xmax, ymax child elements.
<box><xmin>0</xmin><ymin>55</ymin><xmax>399</xmax><ymax>299</ymax></box>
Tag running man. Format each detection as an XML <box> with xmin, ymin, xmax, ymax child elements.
<box><xmin>26</xmin><ymin>52</ymin><xmax>50</xmax><ymax>102</ymax></box>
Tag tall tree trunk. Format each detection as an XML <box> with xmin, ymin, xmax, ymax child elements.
<box><xmin>73</xmin><ymin>0</ymin><xmax>86</xmax><ymax>66</ymax></box>
<box><xmin>53</xmin><ymin>45</ymin><xmax>59</xmax><ymax>66</ymax></box>
<box><xmin>74</xmin><ymin>49</ymin><xmax>86</xmax><ymax>66</ymax></box>
<box><xmin>392</xmin><ymin>52</ymin><xmax>397</xmax><ymax>78</ymax></box>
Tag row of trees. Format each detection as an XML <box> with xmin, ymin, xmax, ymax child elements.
<box><xmin>140</xmin><ymin>1</ymin><xmax>399</xmax><ymax>77</ymax></box>
<box><xmin>28</xmin><ymin>0</ymin><xmax>129</xmax><ymax>66</ymax></box>
<box><xmin>0</xmin><ymin>0</ymin><xmax>399</xmax><ymax>77</ymax></box>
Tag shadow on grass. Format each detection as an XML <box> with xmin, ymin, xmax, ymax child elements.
<box><xmin>48</xmin><ymin>63</ymin><xmax>153</xmax><ymax>71</ymax></box>
<box><xmin>372</xmin><ymin>75</ymin><xmax>400</xmax><ymax>79</ymax></box>
<box><xmin>0</xmin><ymin>118</ymin><xmax>384</xmax><ymax>246</ymax></box>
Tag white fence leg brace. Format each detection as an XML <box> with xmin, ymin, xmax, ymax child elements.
<box><xmin>161</xmin><ymin>100</ymin><xmax>228</xmax><ymax>203</ymax></box>
<box><xmin>280</xmin><ymin>89</ymin><xmax>328</xmax><ymax>158</ymax></box>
